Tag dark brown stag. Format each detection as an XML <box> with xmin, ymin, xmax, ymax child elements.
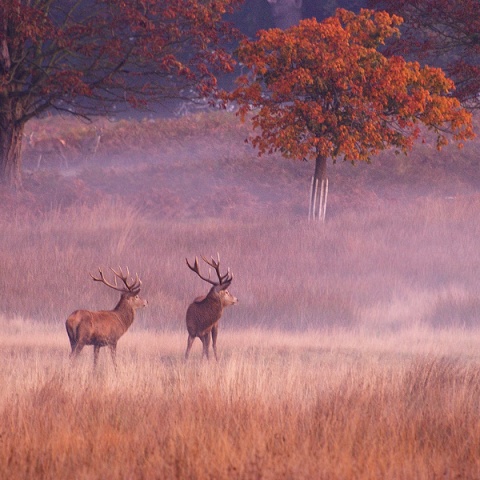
<box><xmin>185</xmin><ymin>254</ymin><xmax>238</xmax><ymax>360</ymax></box>
<box><xmin>65</xmin><ymin>267</ymin><xmax>147</xmax><ymax>368</ymax></box>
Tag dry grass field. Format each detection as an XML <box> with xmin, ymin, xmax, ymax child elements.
<box><xmin>2</xmin><ymin>325</ymin><xmax>480</xmax><ymax>479</ymax></box>
<box><xmin>0</xmin><ymin>111</ymin><xmax>479</xmax><ymax>478</ymax></box>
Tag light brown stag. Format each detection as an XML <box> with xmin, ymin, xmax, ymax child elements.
<box><xmin>65</xmin><ymin>267</ymin><xmax>147</xmax><ymax>368</ymax></box>
<box><xmin>185</xmin><ymin>254</ymin><xmax>238</xmax><ymax>360</ymax></box>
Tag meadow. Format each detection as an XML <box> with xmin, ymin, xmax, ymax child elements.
<box><xmin>0</xmin><ymin>111</ymin><xmax>479</xmax><ymax>478</ymax></box>
<box><xmin>2</xmin><ymin>325</ymin><xmax>480</xmax><ymax>479</ymax></box>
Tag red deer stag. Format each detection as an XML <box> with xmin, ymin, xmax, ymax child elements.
<box><xmin>65</xmin><ymin>267</ymin><xmax>147</xmax><ymax>368</ymax></box>
<box><xmin>185</xmin><ymin>254</ymin><xmax>238</xmax><ymax>360</ymax></box>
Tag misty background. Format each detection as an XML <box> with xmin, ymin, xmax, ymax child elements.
<box><xmin>0</xmin><ymin>110</ymin><xmax>477</xmax><ymax>335</ymax></box>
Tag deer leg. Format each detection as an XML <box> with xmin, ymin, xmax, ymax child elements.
<box><xmin>61</xmin><ymin>152</ymin><xmax>68</xmax><ymax>170</ymax></box>
<box><xmin>185</xmin><ymin>335</ymin><xmax>195</xmax><ymax>360</ymax></box>
<box><xmin>211</xmin><ymin>325</ymin><xmax>218</xmax><ymax>361</ymax></box>
<box><xmin>68</xmin><ymin>337</ymin><xmax>77</xmax><ymax>354</ymax></box>
<box><xmin>93</xmin><ymin>345</ymin><xmax>101</xmax><ymax>368</ymax></box>
<box><xmin>70</xmin><ymin>342</ymin><xmax>84</xmax><ymax>360</ymax></box>
<box><xmin>109</xmin><ymin>344</ymin><xmax>118</xmax><ymax>370</ymax></box>
<box><xmin>202</xmin><ymin>334</ymin><xmax>211</xmax><ymax>360</ymax></box>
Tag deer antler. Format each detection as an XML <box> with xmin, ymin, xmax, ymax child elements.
<box><xmin>186</xmin><ymin>257</ymin><xmax>217</xmax><ymax>285</ymax></box>
<box><xmin>186</xmin><ymin>253</ymin><xmax>233</xmax><ymax>286</ymax></box>
<box><xmin>201</xmin><ymin>253</ymin><xmax>233</xmax><ymax>285</ymax></box>
<box><xmin>90</xmin><ymin>266</ymin><xmax>142</xmax><ymax>294</ymax></box>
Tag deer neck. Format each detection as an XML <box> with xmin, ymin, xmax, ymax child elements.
<box><xmin>113</xmin><ymin>298</ymin><xmax>136</xmax><ymax>330</ymax></box>
<box><xmin>206</xmin><ymin>288</ymin><xmax>224</xmax><ymax>313</ymax></box>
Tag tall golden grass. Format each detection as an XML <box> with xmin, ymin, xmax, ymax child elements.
<box><xmin>1</xmin><ymin>194</ymin><xmax>479</xmax><ymax>330</ymax></box>
<box><xmin>1</xmin><ymin>112</ymin><xmax>480</xmax><ymax>478</ymax></box>
<box><xmin>1</xmin><ymin>197</ymin><xmax>480</xmax><ymax>478</ymax></box>
<box><xmin>1</xmin><ymin>325</ymin><xmax>480</xmax><ymax>479</ymax></box>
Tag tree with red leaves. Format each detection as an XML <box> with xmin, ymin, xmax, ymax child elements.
<box><xmin>368</xmin><ymin>0</ymin><xmax>480</xmax><ymax>109</ymax></box>
<box><xmin>0</xmin><ymin>0</ymin><xmax>242</xmax><ymax>187</ymax></box>
<box><xmin>229</xmin><ymin>9</ymin><xmax>474</xmax><ymax>220</ymax></box>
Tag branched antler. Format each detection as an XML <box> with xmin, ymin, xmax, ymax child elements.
<box><xmin>186</xmin><ymin>253</ymin><xmax>233</xmax><ymax>286</ymax></box>
<box><xmin>90</xmin><ymin>266</ymin><xmax>142</xmax><ymax>294</ymax></box>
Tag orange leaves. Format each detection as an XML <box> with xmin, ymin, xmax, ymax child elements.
<box><xmin>369</xmin><ymin>0</ymin><xmax>480</xmax><ymax>107</ymax></box>
<box><xmin>1</xmin><ymin>0</ymin><xmax>242</xmax><ymax>123</ymax></box>
<box><xmin>337</xmin><ymin>8</ymin><xmax>403</xmax><ymax>48</ymax></box>
<box><xmin>229</xmin><ymin>8</ymin><xmax>474</xmax><ymax>165</ymax></box>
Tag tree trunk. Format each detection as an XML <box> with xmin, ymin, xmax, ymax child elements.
<box><xmin>308</xmin><ymin>154</ymin><xmax>328</xmax><ymax>221</ymax></box>
<box><xmin>0</xmin><ymin>120</ymin><xmax>24</xmax><ymax>189</ymax></box>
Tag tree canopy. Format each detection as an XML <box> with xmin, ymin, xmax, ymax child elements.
<box><xmin>368</xmin><ymin>0</ymin><xmax>480</xmax><ymax>109</ymax></box>
<box><xmin>229</xmin><ymin>9</ymin><xmax>474</xmax><ymax>219</ymax></box>
<box><xmin>0</xmin><ymin>0</ymin><xmax>242</xmax><ymax>186</ymax></box>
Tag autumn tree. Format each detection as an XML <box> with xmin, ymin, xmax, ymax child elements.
<box><xmin>229</xmin><ymin>9</ymin><xmax>474</xmax><ymax>220</ymax></box>
<box><xmin>368</xmin><ymin>0</ymin><xmax>480</xmax><ymax>109</ymax></box>
<box><xmin>0</xmin><ymin>0</ymin><xmax>242</xmax><ymax>188</ymax></box>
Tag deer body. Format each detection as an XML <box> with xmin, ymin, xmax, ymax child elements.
<box><xmin>27</xmin><ymin>132</ymin><xmax>68</xmax><ymax>169</ymax></box>
<box><xmin>66</xmin><ymin>267</ymin><xmax>147</xmax><ymax>368</ymax></box>
<box><xmin>185</xmin><ymin>255</ymin><xmax>238</xmax><ymax>360</ymax></box>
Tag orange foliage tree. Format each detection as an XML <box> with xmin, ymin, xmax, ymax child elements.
<box><xmin>0</xmin><ymin>0</ymin><xmax>242</xmax><ymax>188</ymax></box>
<box><xmin>229</xmin><ymin>9</ymin><xmax>474</xmax><ymax>220</ymax></box>
<box><xmin>368</xmin><ymin>0</ymin><xmax>480</xmax><ymax>109</ymax></box>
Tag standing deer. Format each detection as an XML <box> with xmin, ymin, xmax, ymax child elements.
<box><xmin>185</xmin><ymin>254</ymin><xmax>238</xmax><ymax>361</ymax></box>
<box><xmin>65</xmin><ymin>267</ymin><xmax>147</xmax><ymax>368</ymax></box>
<box><xmin>27</xmin><ymin>131</ymin><xmax>68</xmax><ymax>170</ymax></box>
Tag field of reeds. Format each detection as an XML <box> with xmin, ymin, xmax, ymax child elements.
<box><xmin>0</xmin><ymin>111</ymin><xmax>479</xmax><ymax>478</ymax></box>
